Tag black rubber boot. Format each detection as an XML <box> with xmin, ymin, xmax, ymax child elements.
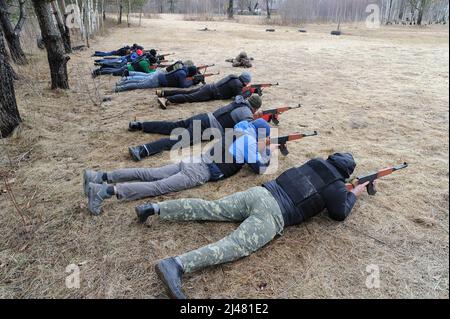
<box><xmin>135</xmin><ymin>203</ymin><xmax>155</xmax><ymax>223</ymax></box>
<box><xmin>91</xmin><ymin>70</ymin><xmax>100</xmax><ymax>78</ymax></box>
<box><xmin>128</xmin><ymin>146</ymin><xmax>148</xmax><ymax>162</ymax></box>
<box><xmin>128</xmin><ymin>121</ymin><xmax>143</xmax><ymax>132</ymax></box>
<box><xmin>155</xmin><ymin>258</ymin><xmax>186</xmax><ymax>299</ymax></box>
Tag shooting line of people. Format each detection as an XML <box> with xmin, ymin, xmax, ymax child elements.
<box><xmin>86</xmin><ymin>43</ymin><xmax>409</xmax><ymax>299</ymax></box>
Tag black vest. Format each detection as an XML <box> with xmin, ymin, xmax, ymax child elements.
<box><xmin>207</xmin><ymin>132</ymin><xmax>244</xmax><ymax>179</ymax></box>
<box><xmin>213</xmin><ymin>75</ymin><xmax>243</xmax><ymax>99</ymax></box>
<box><xmin>165</xmin><ymin>68</ymin><xmax>185</xmax><ymax>87</ymax></box>
<box><xmin>165</xmin><ymin>61</ymin><xmax>184</xmax><ymax>73</ymax></box>
<box><xmin>212</xmin><ymin>101</ymin><xmax>252</xmax><ymax>129</ymax></box>
<box><xmin>275</xmin><ymin>159</ymin><xmax>343</xmax><ymax>221</ymax></box>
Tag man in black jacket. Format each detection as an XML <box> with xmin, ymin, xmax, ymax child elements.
<box><xmin>134</xmin><ymin>153</ymin><xmax>372</xmax><ymax>299</ymax></box>
<box><xmin>128</xmin><ymin>94</ymin><xmax>263</xmax><ymax>161</ymax></box>
<box><xmin>157</xmin><ymin>72</ymin><xmax>252</xmax><ymax>109</ymax></box>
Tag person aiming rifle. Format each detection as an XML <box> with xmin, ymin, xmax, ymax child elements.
<box><xmin>132</xmin><ymin>153</ymin><xmax>407</xmax><ymax>299</ymax></box>
<box><xmin>115</xmin><ymin>64</ymin><xmax>201</xmax><ymax>93</ymax></box>
<box><xmin>157</xmin><ymin>72</ymin><xmax>253</xmax><ymax>109</ymax></box>
<box><xmin>83</xmin><ymin>119</ymin><xmax>275</xmax><ymax>215</ymax></box>
<box><xmin>128</xmin><ymin>95</ymin><xmax>263</xmax><ymax>161</ymax></box>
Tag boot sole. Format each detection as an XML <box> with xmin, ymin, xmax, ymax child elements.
<box><xmin>157</xmin><ymin>98</ymin><xmax>167</xmax><ymax>110</ymax></box>
<box><xmin>128</xmin><ymin>147</ymin><xmax>141</xmax><ymax>162</ymax></box>
<box><xmin>155</xmin><ymin>263</ymin><xmax>185</xmax><ymax>299</ymax></box>
<box><xmin>83</xmin><ymin>170</ymin><xmax>94</xmax><ymax>197</ymax></box>
<box><xmin>87</xmin><ymin>184</ymin><xmax>102</xmax><ymax>216</ymax></box>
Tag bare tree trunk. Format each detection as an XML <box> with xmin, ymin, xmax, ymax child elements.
<box><xmin>51</xmin><ymin>1</ymin><xmax>72</xmax><ymax>53</ymax></box>
<box><xmin>102</xmin><ymin>0</ymin><xmax>106</xmax><ymax>21</ymax></box>
<box><xmin>227</xmin><ymin>0</ymin><xmax>234</xmax><ymax>19</ymax></box>
<box><xmin>127</xmin><ymin>0</ymin><xmax>131</xmax><ymax>27</ymax></box>
<box><xmin>118</xmin><ymin>0</ymin><xmax>123</xmax><ymax>24</ymax></box>
<box><xmin>32</xmin><ymin>0</ymin><xmax>70</xmax><ymax>90</ymax></box>
<box><xmin>0</xmin><ymin>28</ymin><xmax>21</xmax><ymax>138</ymax></box>
<box><xmin>0</xmin><ymin>0</ymin><xmax>27</xmax><ymax>65</ymax></box>
<box><xmin>266</xmin><ymin>0</ymin><xmax>271</xmax><ymax>19</ymax></box>
<box><xmin>139</xmin><ymin>5</ymin><xmax>143</xmax><ymax>26</ymax></box>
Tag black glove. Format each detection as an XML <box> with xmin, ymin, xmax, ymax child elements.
<box><xmin>193</xmin><ymin>74</ymin><xmax>205</xmax><ymax>85</ymax></box>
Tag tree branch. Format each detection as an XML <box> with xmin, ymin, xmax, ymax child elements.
<box><xmin>14</xmin><ymin>0</ymin><xmax>27</xmax><ymax>35</ymax></box>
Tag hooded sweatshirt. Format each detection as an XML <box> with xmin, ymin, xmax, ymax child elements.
<box><xmin>203</xmin><ymin>120</ymin><xmax>271</xmax><ymax>180</ymax></box>
<box><xmin>264</xmin><ymin>153</ymin><xmax>357</xmax><ymax>227</ymax></box>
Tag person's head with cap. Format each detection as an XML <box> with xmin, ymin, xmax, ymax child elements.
<box><xmin>136</xmin><ymin>49</ymin><xmax>143</xmax><ymax>56</ymax></box>
<box><xmin>239</xmin><ymin>51</ymin><xmax>248</xmax><ymax>59</ymax></box>
<box><xmin>326</xmin><ymin>153</ymin><xmax>356</xmax><ymax>179</ymax></box>
<box><xmin>183</xmin><ymin>60</ymin><xmax>194</xmax><ymax>67</ymax></box>
<box><xmin>239</xmin><ymin>71</ymin><xmax>252</xmax><ymax>85</ymax></box>
<box><xmin>187</xmin><ymin>66</ymin><xmax>198</xmax><ymax>77</ymax></box>
<box><xmin>246</xmin><ymin>94</ymin><xmax>262</xmax><ymax>112</ymax></box>
<box><xmin>149</xmin><ymin>49</ymin><xmax>157</xmax><ymax>57</ymax></box>
<box><xmin>130</xmin><ymin>52</ymin><xmax>139</xmax><ymax>60</ymax></box>
<box><xmin>252</xmin><ymin>118</ymin><xmax>271</xmax><ymax>140</ymax></box>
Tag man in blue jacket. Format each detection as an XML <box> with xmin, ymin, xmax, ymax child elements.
<box><xmin>128</xmin><ymin>95</ymin><xmax>263</xmax><ymax>161</ymax></box>
<box><xmin>83</xmin><ymin>119</ymin><xmax>273</xmax><ymax>215</ymax></box>
<box><xmin>134</xmin><ymin>153</ymin><xmax>370</xmax><ymax>299</ymax></box>
<box><xmin>115</xmin><ymin>65</ymin><xmax>200</xmax><ymax>93</ymax></box>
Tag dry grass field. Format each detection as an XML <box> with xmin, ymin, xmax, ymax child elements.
<box><xmin>0</xmin><ymin>14</ymin><xmax>448</xmax><ymax>299</ymax></box>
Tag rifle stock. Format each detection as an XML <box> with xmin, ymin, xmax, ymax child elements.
<box><xmin>187</xmin><ymin>72</ymin><xmax>220</xmax><ymax>82</ymax></box>
<box><xmin>346</xmin><ymin>162</ymin><xmax>408</xmax><ymax>195</ymax></box>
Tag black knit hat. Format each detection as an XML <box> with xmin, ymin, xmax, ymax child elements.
<box><xmin>247</xmin><ymin>94</ymin><xmax>262</xmax><ymax>109</ymax></box>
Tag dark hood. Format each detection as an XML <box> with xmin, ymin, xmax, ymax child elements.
<box><xmin>327</xmin><ymin>153</ymin><xmax>356</xmax><ymax>179</ymax></box>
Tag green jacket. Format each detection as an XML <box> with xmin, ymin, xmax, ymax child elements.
<box><xmin>127</xmin><ymin>59</ymin><xmax>155</xmax><ymax>73</ymax></box>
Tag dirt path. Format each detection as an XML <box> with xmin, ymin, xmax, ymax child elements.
<box><xmin>0</xmin><ymin>15</ymin><xmax>448</xmax><ymax>298</ymax></box>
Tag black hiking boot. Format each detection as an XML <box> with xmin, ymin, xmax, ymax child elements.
<box><xmin>135</xmin><ymin>203</ymin><xmax>155</xmax><ymax>223</ymax></box>
<box><xmin>128</xmin><ymin>121</ymin><xmax>143</xmax><ymax>132</ymax></box>
<box><xmin>155</xmin><ymin>258</ymin><xmax>186</xmax><ymax>299</ymax></box>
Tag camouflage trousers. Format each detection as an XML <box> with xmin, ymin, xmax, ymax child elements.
<box><xmin>158</xmin><ymin>186</ymin><xmax>284</xmax><ymax>273</ymax></box>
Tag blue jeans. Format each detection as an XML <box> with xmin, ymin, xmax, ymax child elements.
<box><xmin>116</xmin><ymin>71</ymin><xmax>161</xmax><ymax>92</ymax></box>
<box><xmin>93</xmin><ymin>51</ymin><xmax>117</xmax><ymax>57</ymax></box>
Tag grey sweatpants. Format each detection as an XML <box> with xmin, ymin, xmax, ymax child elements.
<box><xmin>108</xmin><ymin>159</ymin><xmax>211</xmax><ymax>201</ymax></box>
<box><xmin>158</xmin><ymin>186</ymin><xmax>284</xmax><ymax>273</ymax></box>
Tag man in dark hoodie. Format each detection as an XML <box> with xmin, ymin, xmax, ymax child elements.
<box><xmin>134</xmin><ymin>153</ymin><xmax>370</xmax><ymax>299</ymax></box>
<box><xmin>127</xmin><ymin>95</ymin><xmax>263</xmax><ymax>161</ymax></box>
<box><xmin>156</xmin><ymin>72</ymin><xmax>252</xmax><ymax>109</ymax></box>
